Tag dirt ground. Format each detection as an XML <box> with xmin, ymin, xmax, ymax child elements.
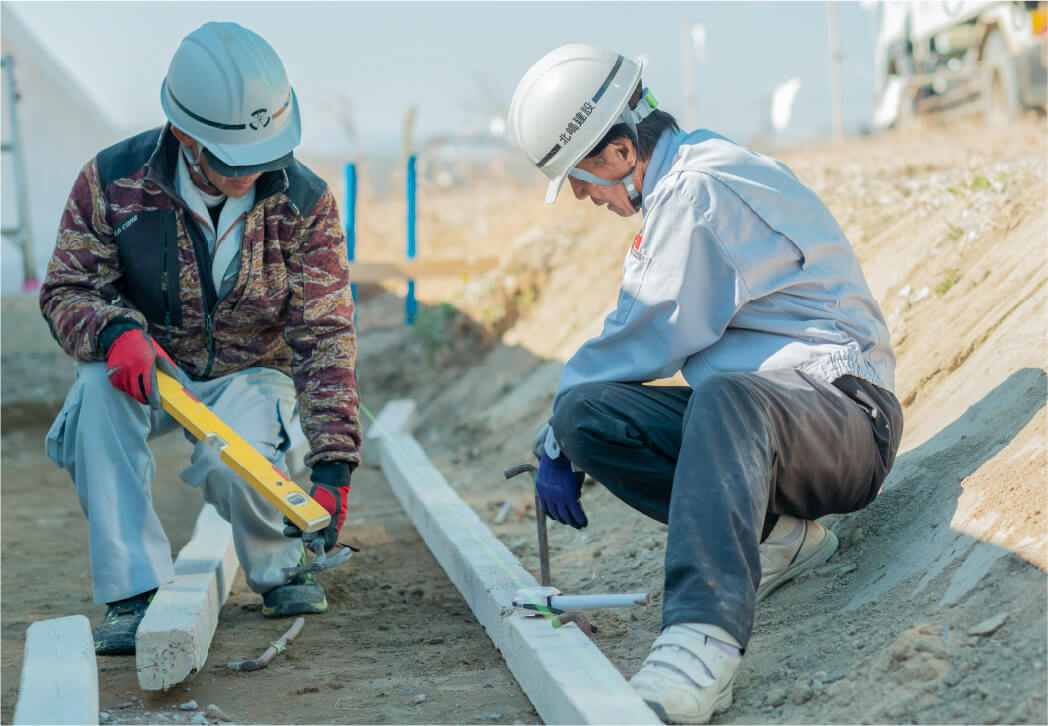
<box><xmin>2</xmin><ymin>117</ymin><xmax>1046</xmax><ymax>724</ymax></box>
<box><xmin>0</xmin><ymin>364</ymin><xmax>537</xmax><ymax>724</ymax></box>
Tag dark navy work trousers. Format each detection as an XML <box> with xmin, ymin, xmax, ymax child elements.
<box><xmin>551</xmin><ymin>369</ymin><xmax>903</xmax><ymax>647</ymax></box>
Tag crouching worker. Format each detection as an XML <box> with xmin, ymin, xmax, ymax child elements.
<box><xmin>40</xmin><ymin>22</ymin><xmax>360</xmax><ymax>654</ymax></box>
<box><xmin>508</xmin><ymin>45</ymin><xmax>903</xmax><ymax>723</ymax></box>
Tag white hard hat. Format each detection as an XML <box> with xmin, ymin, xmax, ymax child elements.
<box><xmin>508</xmin><ymin>44</ymin><xmax>654</xmax><ymax>204</ymax></box>
<box><xmin>160</xmin><ymin>22</ymin><xmax>301</xmax><ymax>176</ymax></box>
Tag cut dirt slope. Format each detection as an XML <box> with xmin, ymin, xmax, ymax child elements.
<box><xmin>1</xmin><ymin>118</ymin><xmax>1044</xmax><ymax>725</ymax></box>
<box><xmin>350</xmin><ymin>118</ymin><xmax>1048</xmax><ymax>724</ymax></box>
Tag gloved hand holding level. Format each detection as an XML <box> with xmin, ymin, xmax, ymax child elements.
<box><xmin>104</xmin><ymin>327</ymin><xmax>177</xmax><ymax>407</ymax></box>
<box><xmin>283</xmin><ymin>460</ymin><xmax>352</xmax><ymax>551</ymax></box>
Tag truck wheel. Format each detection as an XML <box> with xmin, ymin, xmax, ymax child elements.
<box><xmin>982</xmin><ymin>30</ymin><xmax>1021</xmax><ymax>124</ymax></box>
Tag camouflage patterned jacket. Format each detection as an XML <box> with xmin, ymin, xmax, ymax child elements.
<box><xmin>40</xmin><ymin>125</ymin><xmax>360</xmax><ymax>468</ymax></box>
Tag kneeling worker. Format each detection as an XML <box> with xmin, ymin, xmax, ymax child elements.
<box><xmin>40</xmin><ymin>22</ymin><xmax>360</xmax><ymax>654</ymax></box>
<box><xmin>508</xmin><ymin>45</ymin><xmax>903</xmax><ymax>723</ymax></box>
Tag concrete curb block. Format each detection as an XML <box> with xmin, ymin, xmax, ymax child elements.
<box><xmin>13</xmin><ymin>614</ymin><xmax>99</xmax><ymax>725</ymax></box>
<box><xmin>361</xmin><ymin>398</ymin><xmax>417</xmax><ymax>468</ymax></box>
<box><xmin>373</xmin><ymin>402</ymin><xmax>659</xmax><ymax>725</ymax></box>
<box><xmin>135</xmin><ymin>504</ymin><xmax>239</xmax><ymax>690</ymax></box>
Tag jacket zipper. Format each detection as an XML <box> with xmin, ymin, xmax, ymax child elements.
<box><xmin>204</xmin><ymin>311</ymin><xmax>215</xmax><ymax>376</ymax></box>
<box><xmin>213</xmin><ymin>211</ymin><xmax>248</xmax><ymax>260</ymax></box>
<box><xmin>197</xmin><ymin>211</ymin><xmax>247</xmax><ymax>376</ymax></box>
<box><xmin>161</xmin><ymin>224</ymin><xmax>173</xmax><ymax>345</ymax></box>
<box><xmin>197</xmin><ymin>244</ymin><xmax>219</xmax><ymax>378</ymax></box>
<box><xmin>146</xmin><ymin>152</ymin><xmax>287</xmax><ymax>379</ymax></box>
<box><xmin>162</xmin><ymin>271</ymin><xmax>173</xmax><ymax>345</ymax></box>
<box><xmin>180</xmin><ymin>206</ymin><xmax>220</xmax><ymax>377</ymax></box>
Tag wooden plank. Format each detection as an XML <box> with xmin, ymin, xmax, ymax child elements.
<box><xmin>361</xmin><ymin>398</ymin><xmax>417</xmax><ymax>468</ymax></box>
<box><xmin>135</xmin><ymin>504</ymin><xmax>239</xmax><ymax>691</ymax></box>
<box><xmin>373</xmin><ymin>404</ymin><xmax>659</xmax><ymax>725</ymax></box>
<box><xmin>13</xmin><ymin>615</ymin><xmax>99</xmax><ymax>725</ymax></box>
<box><xmin>348</xmin><ymin>258</ymin><xmax>497</xmax><ymax>283</ymax></box>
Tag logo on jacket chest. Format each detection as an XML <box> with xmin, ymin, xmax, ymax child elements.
<box><xmin>629</xmin><ymin>233</ymin><xmax>644</xmax><ymax>260</ymax></box>
<box><xmin>114</xmin><ymin>214</ymin><xmax>139</xmax><ymax>236</ymax></box>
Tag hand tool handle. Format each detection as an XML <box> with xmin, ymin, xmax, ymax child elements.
<box><xmin>155</xmin><ymin>370</ymin><xmax>330</xmax><ymax>532</ymax></box>
<box><xmin>534</xmin><ymin>488</ymin><xmax>551</xmax><ymax>587</ymax></box>
<box><xmin>550</xmin><ymin>593</ymin><xmax>650</xmax><ymax>610</ymax></box>
<box><xmin>227</xmin><ymin>617</ymin><xmax>305</xmax><ymax>671</ymax></box>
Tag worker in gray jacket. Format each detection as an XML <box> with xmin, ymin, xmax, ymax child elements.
<box><xmin>509</xmin><ymin>44</ymin><xmax>903</xmax><ymax>724</ymax></box>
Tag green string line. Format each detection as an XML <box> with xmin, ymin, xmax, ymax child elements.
<box><xmin>359</xmin><ymin>400</ymin><xmax>579</xmax><ymax>632</ymax></box>
<box><xmin>357</xmin><ymin>399</ymin><xmax>652</xmax><ymax>699</ymax></box>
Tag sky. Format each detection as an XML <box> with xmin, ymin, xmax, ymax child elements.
<box><xmin>7</xmin><ymin>1</ymin><xmax>881</xmax><ymax>159</ymax></box>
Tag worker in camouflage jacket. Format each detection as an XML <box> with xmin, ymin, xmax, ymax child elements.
<box><xmin>40</xmin><ymin>22</ymin><xmax>361</xmax><ymax>655</ymax></box>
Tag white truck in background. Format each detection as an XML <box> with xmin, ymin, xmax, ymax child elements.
<box><xmin>873</xmin><ymin>1</ymin><xmax>1047</xmax><ymax>127</ymax></box>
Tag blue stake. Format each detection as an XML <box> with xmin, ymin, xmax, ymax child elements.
<box><xmin>344</xmin><ymin>163</ymin><xmax>357</xmax><ymax>303</ymax></box>
<box><xmin>405</xmin><ymin>154</ymin><xmax>418</xmax><ymax>325</ymax></box>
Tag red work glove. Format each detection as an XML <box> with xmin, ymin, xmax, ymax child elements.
<box><xmin>105</xmin><ymin>329</ymin><xmax>176</xmax><ymax>406</ymax></box>
<box><xmin>283</xmin><ymin>461</ymin><xmax>352</xmax><ymax>552</ymax></box>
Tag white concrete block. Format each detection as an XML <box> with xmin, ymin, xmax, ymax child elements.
<box><xmin>135</xmin><ymin>504</ymin><xmax>239</xmax><ymax>690</ymax></box>
<box><xmin>13</xmin><ymin>614</ymin><xmax>99</xmax><ymax>725</ymax></box>
<box><xmin>361</xmin><ymin>398</ymin><xmax>416</xmax><ymax>468</ymax></box>
<box><xmin>373</xmin><ymin>405</ymin><xmax>658</xmax><ymax>725</ymax></box>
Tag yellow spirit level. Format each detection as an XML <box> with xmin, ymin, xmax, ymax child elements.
<box><xmin>156</xmin><ymin>370</ymin><xmax>330</xmax><ymax>533</ymax></box>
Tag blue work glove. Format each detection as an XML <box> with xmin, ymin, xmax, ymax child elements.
<box><xmin>536</xmin><ymin>453</ymin><xmax>587</xmax><ymax>529</ymax></box>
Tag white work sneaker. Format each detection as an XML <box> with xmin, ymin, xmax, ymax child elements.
<box><xmin>630</xmin><ymin>623</ymin><xmax>741</xmax><ymax>724</ymax></box>
<box><xmin>756</xmin><ymin>514</ymin><xmax>839</xmax><ymax>603</ymax></box>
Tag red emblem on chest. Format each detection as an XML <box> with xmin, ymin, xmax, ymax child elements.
<box><xmin>633</xmin><ymin>233</ymin><xmax>643</xmax><ymax>252</ymax></box>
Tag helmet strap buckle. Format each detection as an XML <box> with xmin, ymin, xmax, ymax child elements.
<box><xmin>180</xmin><ymin>142</ymin><xmax>207</xmax><ymax>177</ymax></box>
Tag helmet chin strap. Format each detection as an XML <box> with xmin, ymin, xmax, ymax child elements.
<box><xmin>180</xmin><ymin>143</ymin><xmax>206</xmax><ymax>177</ymax></box>
<box><xmin>568</xmin><ymin>166</ymin><xmax>642</xmax><ymax>210</ymax></box>
<box><xmin>180</xmin><ymin>143</ymin><xmax>221</xmax><ymax>193</ymax></box>
<box><xmin>566</xmin><ymin>87</ymin><xmax>658</xmax><ymax>211</ymax></box>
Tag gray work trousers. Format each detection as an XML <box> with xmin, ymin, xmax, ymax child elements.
<box><xmin>551</xmin><ymin>369</ymin><xmax>903</xmax><ymax>648</ymax></box>
<box><xmin>46</xmin><ymin>362</ymin><xmax>308</xmax><ymax>604</ymax></box>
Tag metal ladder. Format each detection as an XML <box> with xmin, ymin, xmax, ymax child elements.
<box><xmin>1</xmin><ymin>53</ymin><xmax>37</xmax><ymax>288</ymax></box>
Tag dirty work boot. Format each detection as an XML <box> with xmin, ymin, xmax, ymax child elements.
<box><xmin>94</xmin><ymin>589</ymin><xmax>156</xmax><ymax>655</ymax></box>
<box><xmin>261</xmin><ymin>547</ymin><xmax>328</xmax><ymax>618</ymax></box>
<box><xmin>756</xmin><ymin>515</ymin><xmax>839</xmax><ymax>603</ymax></box>
<box><xmin>630</xmin><ymin>623</ymin><xmax>741</xmax><ymax>724</ymax></box>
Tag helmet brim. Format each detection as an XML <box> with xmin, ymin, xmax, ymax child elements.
<box><xmin>202</xmin><ymin>147</ymin><xmax>295</xmax><ymax>177</ymax></box>
<box><xmin>163</xmin><ymin>82</ymin><xmax>302</xmax><ymax>176</ymax></box>
<box><xmin>206</xmin><ymin>88</ymin><xmax>301</xmax><ymax>169</ymax></box>
<box><xmin>545</xmin><ymin>173</ymin><xmax>568</xmax><ymax>204</ymax></box>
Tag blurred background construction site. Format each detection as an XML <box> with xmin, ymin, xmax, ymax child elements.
<box><xmin>3</xmin><ymin>1</ymin><xmax>1045</xmax><ymax>293</ymax></box>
